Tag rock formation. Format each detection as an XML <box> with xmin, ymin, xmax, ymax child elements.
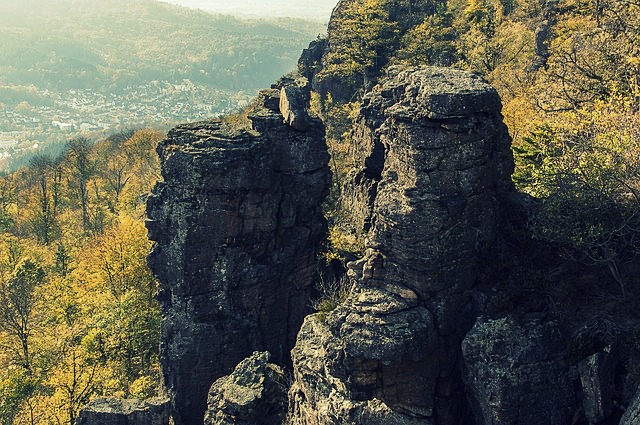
<box><xmin>75</xmin><ymin>398</ymin><xmax>169</xmax><ymax>425</ymax></box>
<box><xmin>145</xmin><ymin>82</ymin><xmax>330</xmax><ymax>425</ymax></box>
<box><xmin>288</xmin><ymin>66</ymin><xmax>514</xmax><ymax>425</ymax></box>
<box><xmin>89</xmin><ymin>62</ymin><xmax>636</xmax><ymax>425</ymax></box>
<box><xmin>204</xmin><ymin>351</ymin><xmax>287</xmax><ymax>425</ymax></box>
<box><xmin>620</xmin><ymin>389</ymin><xmax>640</xmax><ymax>425</ymax></box>
<box><xmin>71</xmin><ymin>1</ymin><xmax>640</xmax><ymax>424</ymax></box>
<box><xmin>577</xmin><ymin>346</ymin><xmax>619</xmax><ymax>423</ymax></box>
<box><xmin>462</xmin><ymin>316</ymin><xmax>576</xmax><ymax>425</ymax></box>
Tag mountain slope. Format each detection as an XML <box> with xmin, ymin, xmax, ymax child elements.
<box><xmin>0</xmin><ymin>0</ymin><xmax>325</xmax><ymax>92</ymax></box>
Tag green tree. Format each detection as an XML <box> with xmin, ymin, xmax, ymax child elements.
<box><xmin>74</xmin><ymin>217</ymin><xmax>159</xmax><ymax>393</ymax></box>
<box><xmin>537</xmin><ymin>0</ymin><xmax>640</xmax><ymax>111</ymax></box>
<box><xmin>25</xmin><ymin>155</ymin><xmax>60</xmax><ymax>245</ymax></box>
<box><xmin>0</xmin><ymin>258</ymin><xmax>45</xmax><ymax>373</ymax></box>
<box><xmin>394</xmin><ymin>14</ymin><xmax>458</xmax><ymax>66</ymax></box>
<box><xmin>47</xmin><ymin>345</ymin><xmax>101</xmax><ymax>425</ymax></box>
<box><xmin>0</xmin><ymin>368</ymin><xmax>38</xmax><ymax>425</ymax></box>
<box><xmin>65</xmin><ymin>138</ymin><xmax>95</xmax><ymax>232</ymax></box>
<box><xmin>320</xmin><ymin>0</ymin><xmax>398</xmax><ymax>93</ymax></box>
<box><xmin>516</xmin><ymin>101</ymin><xmax>640</xmax><ymax>295</ymax></box>
<box><xmin>0</xmin><ymin>175</ymin><xmax>16</xmax><ymax>232</ymax></box>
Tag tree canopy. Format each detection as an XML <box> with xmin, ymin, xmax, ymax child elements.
<box><xmin>0</xmin><ymin>130</ymin><xmax>163</xmax><ymax>425</ymax></box>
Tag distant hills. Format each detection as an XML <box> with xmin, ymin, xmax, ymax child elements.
<box><xmin>0</xmin><ymin>0</ymin><xmax>325</xmax><ymax>170</ymax></box>
<box><xmin>161</xmin><ymin>0</ymin><xmax>337</xmax><ymax>20</ymax></box>
<box><xmin>0</xmin><ymin>0</ymin><xmax>325</xmax><ymax>92</ymax></box>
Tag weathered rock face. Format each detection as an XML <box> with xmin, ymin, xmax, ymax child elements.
<box><xmin>146</xmin><ymin>83</ymin><xmax>330</xmax><ymax>425</ymax></box>
<box><xmin>577</xmin><ymin>346</ymin><xmax>618</xmax><ymax>423</ymax></box>
<box><xmin>620</xmin><ymin>388</ymin><xmax>640</xmax><ymax>425</ymax></box>
<box><xmin>298</xmin><ymin>38</ymin><xmax>327</xmax><ymax>87</ymax></box>
<box><xmin>462</xmin><ymin>316</ymin><xmax>576</xmax><ymax>425</ymax></box>
<box><xmin>288</xmin><ymin>66</ymin><xmax>514</xmax><ymax>425</ymax></box>
<box><xmin>289</xmin><ymin>285</ymin><xmax>437</xmax><ymax>425</ymax></box>
<box><xmin>204</xmin><ymin>351</ymin><xmax>287</xmax><ymax>425</ymax></box>
<box><xmin>75</xmin><ymin>398</ymin><xmax>169</xmax><ymax>425</ymax></box>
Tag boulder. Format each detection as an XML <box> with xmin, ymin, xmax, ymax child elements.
<box><xmin>462</xmin><ymin>316</ymin><xmax>576</xmax><ymax>425</ymax></box>
<box><xmin>620</xmin><ymin>388</ymin><xmax>640</xmax><ymax>425</ymax></box>
<box><xmin>204</xmin><ymin>352</ymin><xmax>287</xmax><ymax>425</ymax></box>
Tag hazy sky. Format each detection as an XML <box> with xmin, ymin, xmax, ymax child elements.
<box><xmin>162</xmin><ymin>0</ymin><xmax>337</xmax><ymax>20</ymax></box>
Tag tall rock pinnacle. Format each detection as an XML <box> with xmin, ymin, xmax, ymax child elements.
<box><xmin>288</xmin><ymin>66</ymin><xmax>514</xmax><ymax>425</ymax></box>
<box><xmin>145</xmin><ymin>83</ymin><xmax>330</xmax><ymax>425</ymax></box>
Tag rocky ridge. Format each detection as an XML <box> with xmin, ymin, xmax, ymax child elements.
<box><xmin>75</xmin><ymin>398</ymin><xmax>169</xmax><ymax>425</ymax></box>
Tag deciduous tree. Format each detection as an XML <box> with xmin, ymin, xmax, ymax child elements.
<box><xmin>0</xmin><ymin>258</ymin><xmax>45</xmax><ymax>373</ymax></box>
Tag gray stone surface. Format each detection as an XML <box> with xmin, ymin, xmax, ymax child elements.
<box><xmin>578</xmin><ymin>347</ymin><xmax>617</xmax><ymax>423</ymax></box>
<box><xmin>280</xmin><ymin>83</ymin><xmax>311</xmax><ymax>131</ymax></box>
<box><xmin>146</xmin><ymin>83</ymin><xmax>330</xmax><ymax>425</ymax></box>
<box><xmin>288</xmin><ymin>313</ymin><xmax>433</xmax><ymax>425</ymax></box>
<box><xmin>297</xmin><ymin>38</ymin><xmax>327</xmax><ymax>85</ymax></box>
<box><xmin>75</xmin><ymin>398</ymin><xmax>169</xmax><ymax>425</ymax></box>
<box><xmin>288</xmin><ymin>66</ymin><xmax>514</xmax><ymax>425</ymax></box>
<box><xmin>462</xmin><ymin>316</ymin><xmax>576</xmax><ymax>425</ymax></box>
<box><xmin>620</xmin><ymin>387</ymin><xmax>640</xmax><ymax>425</ymax></box>
<box><xmin>204</xmin><ymin>352</ymin><xmax>287</xmax><ymax>425</ymax></box>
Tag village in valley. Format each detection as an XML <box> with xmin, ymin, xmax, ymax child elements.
<box><xmin>0</xmin><ymin>79</ymin><xmax>251</xmax><ymax>169</ymax></box>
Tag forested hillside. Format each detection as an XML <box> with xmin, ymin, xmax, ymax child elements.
<box><xmin>0</xmin><ymin>0</ymin><xmax>323</xmax><ymax>92</ymax></box>
<box><xmin>0</xmin><ymin>130</ymin><xmax>163</xmax><ymax>425</ymax></box>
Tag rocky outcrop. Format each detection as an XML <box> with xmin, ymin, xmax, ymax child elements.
<box><xmin>531</xmin><ymin>0</ymin><xmax>558</xmax><ymax>70</ymax></box>
<box><xmin>462</xmin><ymin>316</ymin><xmax>576</xmax><ymax>425</ymax></box>
<box><xmin>620</xmin><ymin>388</ymin><xmax>640</xmax><ymax>425</ymax></box>
<box><xmin>145</xmin><ymin>81</ymin><xmax>330</xmax><ymax>425</ymax></box>
<box><xmin>204</xmin><ymin>352</ymin><xmax>287</xmax><ymax>425</ymax></box>
<box><xmin>280</xmin><ymin>84</ymin><xmax>312</xmax><ymax>131</ymax></box>
<box><xmin>298</xmin><ymin>38</ymin><xmax>327</xmax><ymax>86</ymax></box>
<box><xmin>73</xmin><ymin>1</ymin><xmax>640</xmax><ymax>424</ymax></box>
<box><xmin>289</xmin><ymin>284</ymin><xmax>436</xmax><ymax>425</ymax></box>
<box><xmin>75</xmin><ymin>398</ymin><xmax>169</xmax><ymax>425</ymax></box>
<box><xmin>288</xmin><ymin>66</ymin><xmax>514</xmax><ymax>425</ymax></box>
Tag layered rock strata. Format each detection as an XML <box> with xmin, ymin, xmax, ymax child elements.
<box><xmin>75</xmin><ymin>398</ymin><xmax>169</xmax><ymax>425</ymax></box>
<box><xmin>146</xmin><ymin>83</ymin><xmax>330</xmax><ymax>425</ymax></box>
<box><xmin>288</xmin><ymin>66</ymin><xmax>514</xmax><ymax>424</ymax></box>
